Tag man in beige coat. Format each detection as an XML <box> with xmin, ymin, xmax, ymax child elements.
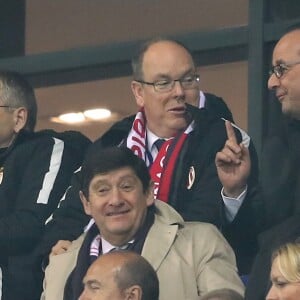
<box><xmin>42</xmin><ymin>147</ymin><xmax>244</xmax><ymax>300</ymax></box>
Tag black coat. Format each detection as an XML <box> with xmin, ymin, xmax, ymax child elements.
<box><xmin>0</xmin><ymin>129</ymin><xmax>91</xmax><ymax>300</ymax></box>
<box><xmin>246</xmin><ymin>119</ymin><xmax>300</xmax><ymax>300</ymax></box>
<box><xmin>246</xmin><ymin>215</ymin><xmax>300</xmax><ymax>300</ymax></box>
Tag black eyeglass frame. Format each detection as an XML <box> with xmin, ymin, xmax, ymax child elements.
<box><xmin>269</xmin><ymin>60</ymin><xmax>300</xmax><ymax>79</ymax></box>
<box><xmin>134</xmin><ymin>74</ymin><xmax>200</xmax><ymax>93</ymax></box>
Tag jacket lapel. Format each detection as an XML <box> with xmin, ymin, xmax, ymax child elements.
<box><xmin>141</xmin><ymin>213</ymin><xmax>178</xmax><ymax>271</ymax></box>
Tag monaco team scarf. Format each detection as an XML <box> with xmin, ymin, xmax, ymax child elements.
<box><xmin>125</xmin><ymin>92</ymin><xmax>206</xmax><ymax>201</ymax></box>
<box><xmin>126</xmin><ymin>110</ymin><xmax>194</xmax><ymax>202</ymax></box>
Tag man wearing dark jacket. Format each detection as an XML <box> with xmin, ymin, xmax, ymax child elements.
<box><xmin>215</xmin><ymin>25</ymin><xmax>300</xmax><ymax>299</ymax></box>
<box><xmin>0</xmin><ymin>71</ymin><xmax>91</xmax><ymax>300</ymax></box>
<box><xmin>245</xmin><ymin>26</ymin><xmax>300</xmax><ymax>300</ymax></box>
<box><xmin>39</xmin><ymin>38</ymin><xmax>261</xmax><ymax>277</ymax></box>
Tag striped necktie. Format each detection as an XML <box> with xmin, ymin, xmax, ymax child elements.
<box><xmin>154</xmin><ymin>138</ymin><xmax>165</xmax><ymax>151</ymax></box>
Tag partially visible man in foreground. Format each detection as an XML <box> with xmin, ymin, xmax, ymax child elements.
<box><xmin>42</xmin><ymin>147</ymin><xmax>244</xmax><ymax>300</ymax></box>
<box><xmin>79</xmin><ymin>251</ymin><xmax>159</xmax><ymax>300</ymax></box>
<box><xmin>200</xmin><ymin>288</ymin><xmax>244</xmax><ymax>300</ymax></box>
<box><xmin>0</xmin><ymin>71</ymin><xmax>90</xmax><ymax>300</ymax></box>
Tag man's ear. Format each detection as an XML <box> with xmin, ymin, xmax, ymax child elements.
<box><xmin>79</xmin><ymin>191</ymin><xmax>91</xmax><ymax>216</ymax></box>
<box><xmin>124</xmin><ymin>285</ymin><xmax>143</xmax><ymax>300</ymax></box>
<box><xmin>131</xmin><ymin>81</ymin><xmax>144</xmax><ymax>108</ymax></box>
<box><xmin>146</xmin><ymin>181</ymin><xmax>155</xmax><ymax>207</ymax></box>
<box><xmin>13</xmin><ymin>107</ymin><xmax>27</xmax><ymax>133</ymax></box>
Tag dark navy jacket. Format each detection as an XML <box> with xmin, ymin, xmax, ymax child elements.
<box><xmin>0</xmin><ymin>129</ymin><xmax>90</xmax><ymax>300</ymax></box>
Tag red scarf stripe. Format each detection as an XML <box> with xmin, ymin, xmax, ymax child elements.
<box><xmin>154</xmin><ymin>133</ymin><xmax>188</xmax><ymax>202</ymax></box>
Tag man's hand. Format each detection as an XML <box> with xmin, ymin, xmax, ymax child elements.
<box><xmin>50</xmin><ymin>240</ymin><xmax>72</xmax><ymax>256</ymax></box>
<box><xmin>215</xmin><ymin>121</ymin><xmax>251</xmax><ymax>198</ymax></box>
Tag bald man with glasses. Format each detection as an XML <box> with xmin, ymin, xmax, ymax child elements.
<box><xmin>215</xmin><ymin>24</ymin><xmax>300</xmax><ymax>299</ymax></box>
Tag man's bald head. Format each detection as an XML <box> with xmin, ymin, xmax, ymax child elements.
<box><xmin>80</xmin><ymin>251</ymin><xmax>159</xmax><ymax>300</ymax></box>
<box><xmin>200</xmin><ymin>288</ymin><xmax>243</xmax><ymax>300</ymax></box>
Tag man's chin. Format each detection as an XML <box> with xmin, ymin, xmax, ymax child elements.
<box><xmin>107</xmin><ymin>222</ymin><xmax>131</xmax><ymax>234</ymax></box>
<box><xmin>281</xmin><ymin>105</ymin><xmax>293</xmax><ymax>118</ymax></box>
<box><xmin>169</xmin><ymin>116</ymin><xmax>190</xmax><ymax>128</ymax></box>
<box><xmin>281</xmin><ymin>108</ymin><xmax>300</xmax><ymax>120</ymax></box>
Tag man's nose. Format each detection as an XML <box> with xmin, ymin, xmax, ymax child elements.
<box><xmin>173</xmin><ymin>80</ymin><xmax>185</xmax><ymax>96</ymax></box>
<box><xmin>268</xmin><ymin>73</ymin><xmax>280</xmax><ymax>90</ymax></box>
<box><xmin>108</xmin><ymin>188</ymin><xmax>123</xmax><ymax>205</ymax></box>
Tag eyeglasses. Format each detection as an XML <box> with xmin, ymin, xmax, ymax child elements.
<box><xmin>135</xmin><ymin>74</ymin><xmax>200</xmax><ymax>93</ymax></box>
<box><xmin>269</xmin><ymin>60</ymin><xmax>300</xmax><ymax>79</ymax></box>
<box><xmin>0</xmin><ymin>105</ymin><xmax>9</xmax><ymax>108</ymax></box>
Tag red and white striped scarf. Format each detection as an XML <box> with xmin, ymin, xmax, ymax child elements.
<box><xmin>126</xmin><ymin>110</ymin><xmax>194</xmax><ymax>201</ymax></box>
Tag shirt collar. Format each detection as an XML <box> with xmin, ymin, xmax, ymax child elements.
<box><xmin>101</xmin><ymin>237</ymin><xmax>117</xmax><ymax>254</ymax></box>
<box><xmin>101</xmin><ymin>236</ymin><xmax>134</xmax><ymax>254</ymax></box>
<box><xmin>146</xmin><ymin>128</ymin><xmax>159</xmax><ymax>153</ymax></box>
<box><xmin>146</xmin><ymin>128</ymin><xmax>174</xmax><ymax>152</ymax></box>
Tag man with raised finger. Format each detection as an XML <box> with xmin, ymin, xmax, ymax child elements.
<box><xmin>215</xmin><ymin>24</ymin><xmax>300</xmax><ymax>299</ymax></box>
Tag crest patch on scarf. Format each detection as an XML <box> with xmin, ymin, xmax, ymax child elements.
<box><xmin>0</xmin><ymin>167</ymin><xmax>3</xmax><ymax>185</ymax></box>
<box><xmin>187</xmin><ymin>166</ymin><xmax>195</xmax><ymax>190</ymax></box>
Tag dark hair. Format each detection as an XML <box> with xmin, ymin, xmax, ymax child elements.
<box><xmin>200</xmin><ymin>288</ymin><xmax>243</xmax><ymax>300</ymax></box>
<box><xmin>131</xmin><ymin>37</ymin><xmax>195</xmax><ymax>81</ymax></box>
<box><xmin>114</xmin><ymin>251</ymin><xmax>159</xmax><ymax>300</ymax></box>
<box><xmin>80</xmin><ymin>146</ymin><xmax>151</xmax><ymax>197</ymax></box>
<box><xmin>0</xmin><ymin>71</ymin><xmax>37</xmax><ymax>132</ymax></box>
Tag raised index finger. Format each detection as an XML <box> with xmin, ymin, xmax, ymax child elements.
<box><xmin>225</xmin><ymin>120</ymin><xmax>237</xmax><ymax>143</ymax></box>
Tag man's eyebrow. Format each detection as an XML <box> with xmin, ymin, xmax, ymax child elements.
<box><xmin>152</xmin><ymin>68</ymin><xmax>195</xmax><ymax>80</ymax></box>
<box><xmin>119</xmin><ymin>175</ymin><xmax>137</xmax><ymax>181</ymax></box>
<box><xmin>274</xmin><ymin>59</ymin><xmax>285</xmax><ymax>65</ymax></box>
<box><xmin>181</xmin><ymin>67</ymin><xmax>196</xmax><ymax>75</ymax></box>
<box><xmin>151</xmin><ymin>73</ymin><xmax>171</xmax><ymax>80</ymax></box>
<box><xmin>84</xmin><ymin>279</ymin><xmax>102</xmax><ymax>287</ymax></box>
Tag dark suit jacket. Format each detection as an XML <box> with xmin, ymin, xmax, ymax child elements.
<box><xmin>245</xmin><ymin>118</ymin><xmax>300</xmax><ymax>300</ymax></box>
